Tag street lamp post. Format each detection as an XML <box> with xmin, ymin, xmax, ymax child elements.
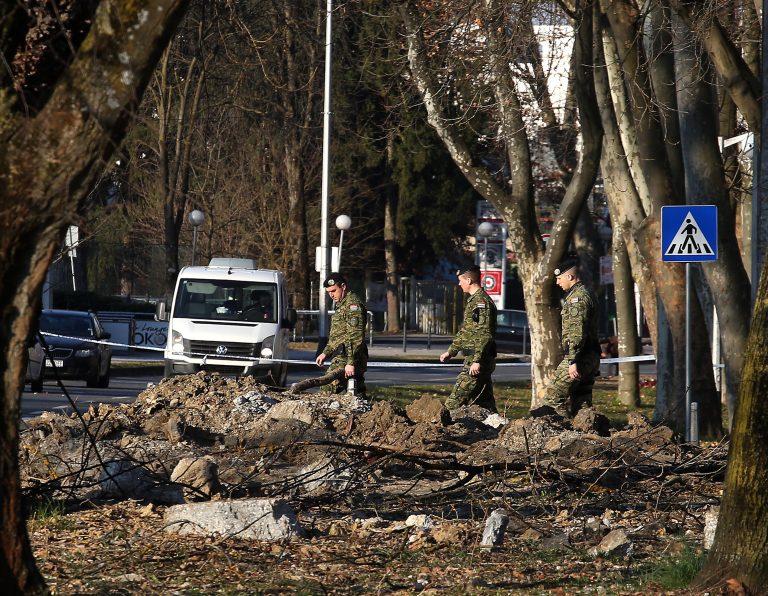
<box><xmin>335</xmin><ymin>214</ymin><xmax>351</xmax><ymax>271</ymax></box>
<box><xmin>318</xmin><ymin>0</ymin><xmax>334</xmax><ymax>345</ymax></box>
<box><xmin>477</xmin><ymin>221</ymin><xmax>495</xmax><ymax>284</ymax></box>
<box><xmin>189</xmin><ymin>209</ymin><xmax>205</xmax><ymax>266</ymax></box>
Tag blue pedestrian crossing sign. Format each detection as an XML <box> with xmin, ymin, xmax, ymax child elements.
<box><xmin>661</xmin><ymin>205</ymin><xmax>718</xmax><ymax>262</ymax></box>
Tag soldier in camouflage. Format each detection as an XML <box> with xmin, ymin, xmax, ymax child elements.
<box><xmin>440</xmin><ymin>265</ymin><xmax>498</xmax><ymax>412</ymax></box>
<box><xmin>314</xmin><ymin>273</ymin><xmax>368</xmax><ymax>397</ymax></box>
<box><xmin>545</xmin><ymin>253</ymin><xmax>601</xmax><ymax>417</ymax></box>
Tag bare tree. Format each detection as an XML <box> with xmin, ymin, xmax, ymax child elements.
<box><xmin>403</xmin><ymin>0</ymin><xmax>603</xmax><ymax>402</ymax></box>
<box><xmin>0</xmin><ymin>2</ymin><xmax>189</xmax><ymax>591</ymax></box>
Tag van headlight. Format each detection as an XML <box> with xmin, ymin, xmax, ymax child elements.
<box><xmin>260</xmin><ymin>335</ymin><xmax>275</xmax><ymax>359</ymax></box>
<box><xmin>75</xmin><ymin>349</ymin><xmax>96</xmax><ymax>357</ymax></box>
<box><xmin>171</xmin><ymin>330</ymin><xmax>184</xmax><ymax>353</ymax></box>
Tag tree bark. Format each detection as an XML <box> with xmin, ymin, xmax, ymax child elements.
<box><xmin>384</xmin><ymin>135</ymin><xmax>400</xmax><ymax>333</ymax></box>
<box><xmin>672</xmin><ymin>12</ymin><xmax>751</xmax><ymax>429</ymax></box>
<box><xmin>597</xmin><ymin>0</ymin><xmax>720</xmax><ymax>433</ymax></box>
<box><xmin>670</xmin><ymin>0</ymin><xmax>761</xmax><ymax>138</ymax></box>
<box><xmin>695</xmin><ymin>246</ymin><xmax>768</xmax><ymax>592</ymax></box>
<box><xmin>612</xmin><ymin>230</ymin><xmax>640</xmax><ymax>407</ymax></box>
<box><xmin>0</xmin><ymin>1</ymin><xmax>189</xmax><ymax>591</ymax></box>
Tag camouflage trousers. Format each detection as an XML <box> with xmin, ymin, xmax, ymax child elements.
<box><xmin>445</xmin><ymin>358</ymin><xmax>497</xmax><ymax>412</ymax></box>
<box><xmin>544</xmin><ymin>353</ymin><xmax>600</xmax><ymax>417</ymax></box>
<box><xmin>325</xmin><ymin>357</ymin><xmax>367</xmax><ymax>397</ymax></box>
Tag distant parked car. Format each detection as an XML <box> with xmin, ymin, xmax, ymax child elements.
<box><xmin>495</xmin><ymin>309</ymin><xmax>530</xmax><ymax>354</ymax></box>
<box><xmin>40</xmin><ymin>309</ymin><xmax>112</xmax><ymax>388</ymax></box>
<box><xmin>26</xmin><ymin>334</ymin><xmax>45</xmax><ymax>392</ymax></box>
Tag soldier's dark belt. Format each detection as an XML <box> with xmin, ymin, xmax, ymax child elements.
<box><xmin>461</xmin><ymin>348</ymin><xmax>475</xmax><ymax>356</ymax></box>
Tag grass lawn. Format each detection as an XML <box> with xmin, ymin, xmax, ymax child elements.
<box><xmin>370</xmin><ymin>378</ymin><xmax>658</xmax><ymax>429</ymax></box>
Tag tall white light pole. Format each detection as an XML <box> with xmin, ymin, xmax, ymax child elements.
<box><xmin>335</xmin><ymin>214</ymin><xmax>351</xmax><ymax>271</ymax></box>
<box><xmin>318</xmin><ymin>0</ymin><xmax>334</xmax><ymax>344</ymax></box>
<box><xmin>189</xmin><ymin>209</ymin><xmax>206</xmax><ymax>266</ymax></box>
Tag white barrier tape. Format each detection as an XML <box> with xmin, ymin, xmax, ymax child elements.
<box><xmin>40</xmin><ymin>331</ymin><xmax>659</xmax><ymax>368</ymax></box>
<box><xmin>40</xmin><ymin>331</ymin><xmax>165</xmax><ymax>352</ymax></box>
<box><xmin>599</xmin><ymin>355</ymin><xmax>656</xmax><ymax>364</ymax></box>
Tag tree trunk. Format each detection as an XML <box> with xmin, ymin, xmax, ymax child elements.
<box><xmin>612</xmin><ymin>230</ymin><xmax>640</xmax><ymax>407</ymax></box>
<box><xmin>673</xmin><ymin>13</ymin><xmax>751</xmax><ymax>429</ymax></box>
<box><xmin>0</xmin><ymin>231</ymin><xmax>54</xmax><ymax>594</ymax></box>
<box><xmin>384</xmin><ymin>136</ymin><xmax>400</xmax><ymax>333</ymax></box>
<box><xmin>695</xmin><ymin>251</ymin><xmax>768</xmax><ymax>592</ymax></box>
<box><xmin>284</xmin><ymin>131</ymin><xmax>310</xmax><ymax>309</ymax></box>
<box><xmin>0</xmin><ymin>1</ymin><xmax>189</xmax><ymax>591</ymax></box>
<box><xmin>598</xmin><ymin>3</ymin><xmax>721</xmax><ymax>434</ymax></box>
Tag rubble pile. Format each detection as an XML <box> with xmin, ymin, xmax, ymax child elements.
<box><xmin>20</xmin><ymin>371</ymin><xmax>726</xmax><ymax>559</ymax></box>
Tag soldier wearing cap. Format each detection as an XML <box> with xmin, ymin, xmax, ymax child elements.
<box><xmin>546</xmin><ymin>253</ymin><xmax>601</xmax><ymax>416</ymax></box>
<box><xmin>440</xmin><ymin>264</ymin><xmax>498</xmax><ymax>412</ymax></box>
<box><xmin>314</xmin><ymin>273</ymin><xmax>368</xmax><ymax>396</ymax></box>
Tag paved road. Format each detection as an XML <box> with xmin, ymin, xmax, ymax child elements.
<box><xmin>21</xmin><ymin>334</ymin><xmax>653</xmax><ymax>419</ymax></box>
<box><xmin>21</xmin><ymin>353</ymin><xmax>533</xmax><ymax>420</ymax></box>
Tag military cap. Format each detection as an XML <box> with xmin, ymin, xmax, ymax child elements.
<box><xmin>456</xmin><ymin>264</ymin><xmax>481</xmax><ymax>276</ymax></box>
<box><xmin>323</xmin><ymin>274</ymin><xmax>347</xmax><ymax>288</ymax></box>
<box><xmin>554</xmin><ymin>253</ymin><xmax>579</xmax><ymax>276</ymax></box>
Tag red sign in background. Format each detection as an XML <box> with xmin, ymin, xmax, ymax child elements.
<box><xmin>481</xmin><ymin>270</ymin><xmax>502</xmax><ymax>295</ymax></box>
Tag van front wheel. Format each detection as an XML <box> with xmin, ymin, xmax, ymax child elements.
<box><xmin>164</xmin><ymin>361</ymin><xmax>176</xmax><ymax>378</ymax></box>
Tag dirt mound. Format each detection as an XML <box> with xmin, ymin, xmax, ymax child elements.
<box><xmin>20</xmin><ymin>371</ymin><xmax>720</xmax><ymax>529</ymax></box>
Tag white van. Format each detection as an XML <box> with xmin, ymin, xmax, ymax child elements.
<box><xmin>158</xmin><ymin>258</ymin><xmax>296</xmax><ymax>385</ymax></box>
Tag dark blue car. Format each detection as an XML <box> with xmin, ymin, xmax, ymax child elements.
<box><xmin>40</xmin><ymin>309</ymin><xmax>112</xmax><ymax>388</ymax></box>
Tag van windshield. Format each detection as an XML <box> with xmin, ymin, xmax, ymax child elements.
<box><xmin>174</xmin><ymin>279</ymin><xmax>278</xmax><ymax>323</ymax></box>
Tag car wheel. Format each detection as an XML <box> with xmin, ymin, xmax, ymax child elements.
<box><xmin>86</xmin><ymin>359</ymin><xmax>100</xmax><ymax>388</ymax></box>
<box><xmin>97</xmin><ymin>364</ymin><xmax>111</xmax><ymax>388</ymax></box>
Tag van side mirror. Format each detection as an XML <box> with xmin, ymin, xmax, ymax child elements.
<box><xmin>284</xmin><ymin>308</ymin><xmax>297</xmax><ymax>329</ymax></box>
<box><xmin>155</xmin><ymin>301</ymin><xmax>168</xmax><ymax>322</ymax></box>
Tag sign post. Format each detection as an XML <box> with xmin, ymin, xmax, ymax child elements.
<box><xmin>476</xmin><ymin>200</ymin><xmax>507</xmax><ymax>309</ymax></box>
<box><xmin>661</xmin><ymin>205</ymin><xmax>718</xmax><ymax>443</ymax></box>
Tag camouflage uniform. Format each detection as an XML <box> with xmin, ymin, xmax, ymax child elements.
<box><xmin>322</xmin><ymin>290</ymin><xmax>368</xmax><ymax>396</ymax></box>
<box><xmin>545</xmin><ymin>281</ymin><xmax>600</xmax><ymax>417</ymax></box>
<box><xmin>445</xmin><ymin>288</ymin><xmax>498</xmax><ymax>411</ymax></box>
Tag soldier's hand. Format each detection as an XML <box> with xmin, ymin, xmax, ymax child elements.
<box><xmin>316</xmin><ymin>353</ymin><xmax>327</xmax><ymax>367</ymax></box>
<box><xmin>344</xmin><ymin>364</ymin><xmax>355</xmax><ymax>377</ymax></box>
<box><xmin>469</xmin><ymin>362</ymin><xmax>481</xmax><ymax>376</ymax></box>
<box><xmin>568</xmin><ymin>362</ymin><xmax>581</xmax><ymax>380</ymax></box>
<box><xmin>439</xmin><ymin>351</ymin><xmax>451</xmax><ymax>362</ymax></box>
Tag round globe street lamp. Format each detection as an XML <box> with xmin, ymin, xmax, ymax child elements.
<box><xmin>335</xmin><ymin>214</ymin><xmax>351</xmax><ymax>271</ymax></box>
<box><xmin>477</xmin><ymin>221</ymin><xmax>495</xmax><ymax>277</ymax></box>
<box><xmin>188</xmin><ymin>209</ymin><xmax>206</xmax><ymax>266</ymax></box>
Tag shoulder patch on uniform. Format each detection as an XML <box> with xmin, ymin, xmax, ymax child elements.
<box><xmin>350</xmin><ymin>304</ymin><xmax>359</xmax><ymax>311</ymax></box>
<box><xmin>571</xmin><ymin>297</ymin><xmax>580</xmax><ymax>303</ymax></box>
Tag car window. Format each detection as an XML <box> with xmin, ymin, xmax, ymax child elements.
<box><xmin>40</xmin><ymin>313</ymin><xmax>93</xmax><ymax>338</ymax></box>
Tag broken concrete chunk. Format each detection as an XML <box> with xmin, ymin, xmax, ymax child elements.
<box><xmin>295</xmin><ymin>458</ymin><xmax>353</xmax><ymax>495</ymax></box>
<box><xmin>164</xmin><ymin>498</ymin><xmax>303</xmax><ymax>540</ymax></box>
<box><xmin>590</xmin><ymin>528</ymin><xmax>633</xmax><ymax>557</ymax></box>
<box><xmin>268</xmin><ymin>400</ymin><xmax>318</xmax><ymax>425</ymax></box>
<box><xmin>99</xmin><ymin>460</ymin><xmax>183</xmax><ymax>504</ymax></box>
<box><xmin>482</xmin><ymin>413</ymin><xmax>509</xmax><ymax>429</ymax></box>
<box><xmin>480</xmin><ymin>508</ymin><xmax>509</xmax><ymax>549</ymax></box>
<box><xmin>405</xmin><ymin>514</ymin><xmax>434</xmax><ymax>530</ymax></box>
<box><xmin>170</xmin><ymin>457</ymin><xmax>221</xmax><ymax>501</ymax></box>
